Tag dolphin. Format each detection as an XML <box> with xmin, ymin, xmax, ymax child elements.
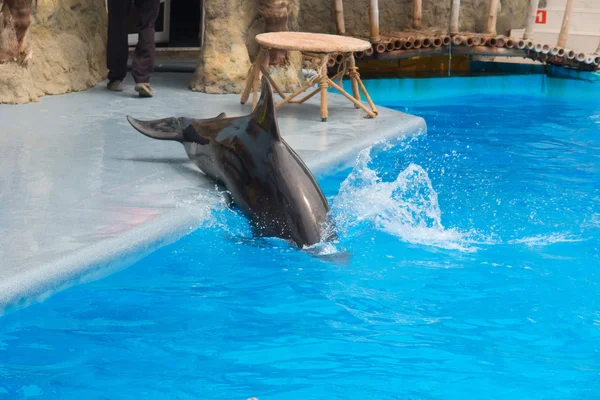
<box><xmin>126</xmin><ymin>75</ymin><xmax>336</xmax><ymax>248</ymax></box>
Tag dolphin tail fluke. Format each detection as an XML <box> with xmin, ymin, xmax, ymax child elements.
<box><xmin>126</xmin><ymin>112</ymin><xmax>228</xmax><ymax>142</ymax></box>
<box><xmin>126</xmin><ymin>115</ymin><xmax>185</xmax><ymax>142</ymax></box>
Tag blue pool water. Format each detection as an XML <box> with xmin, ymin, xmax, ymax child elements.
<box><xmin>1</xmin><ymin>75</ymin><xmax>600</xmax><ymax>399</ymax></box>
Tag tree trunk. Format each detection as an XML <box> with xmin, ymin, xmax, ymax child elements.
<box><xmin>261</xmin><ymin>0</ymin><xmax>289</xmax><ymax>66</ymax></box>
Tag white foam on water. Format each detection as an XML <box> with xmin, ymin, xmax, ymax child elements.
<box><xmin>330</xmin><ymin>145</ymin><xmax>489</xmax><ymax>252</ymax></box>
<box><xmin>509</xmin><ymin>233</ymin><xmax>587</xmax><ymax>247</ymax></box>
<box><xmin>170</xmin><ymin>184</ymin><xmax>231</xmax><ymax>229</ymax></box>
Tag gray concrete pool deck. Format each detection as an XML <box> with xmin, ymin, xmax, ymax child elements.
<box><xmin>0</xmin><ymin>72</ymin><xmax>425</xmax><ymax>314</ymax></box>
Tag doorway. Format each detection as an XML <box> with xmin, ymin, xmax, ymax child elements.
<box><xmin>122</xmin><ymin>0</ymin><xmax>203</xmax><ymax>48</ymax></box>
<box><xmin>164</xmin><ymin>0</ymin><xmax>201</xmax><ymax>48</ymax></box>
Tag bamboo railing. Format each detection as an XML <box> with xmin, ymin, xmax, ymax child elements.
<box><xmin>329</xmin><ymin>0</ymin><xmax>600</xmax><ymax>72</ymax></box>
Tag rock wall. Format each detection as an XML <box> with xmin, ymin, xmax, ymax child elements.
<box><xmin>189</xmin><ymin>0</ymin><xmax>302</xmax><ymax>95</ymax></box>
<box><xmin>0</xmin><ymin>0</ymin><xmax>107</xmax><ymax>104</ymax></box>
<box><xmin>299</xmin><ymin>0</ymin><xmax>529</xmax><ymax>36</ymax></box>
<box><xmin>0</xmin><ymin>0</ymin><xmax>532</xmax><ymax>103</ymax></box>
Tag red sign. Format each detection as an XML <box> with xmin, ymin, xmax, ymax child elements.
<box><xmin>535</xmin><ymin>10</ymin><xmax>547</xmax><ymax>24</ymax></box>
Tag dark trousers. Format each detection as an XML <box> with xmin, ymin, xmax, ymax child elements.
<box><xmin>107</xmin><ymin>0</ymin><xmax>160</xmax><ymax>83</ymax></box>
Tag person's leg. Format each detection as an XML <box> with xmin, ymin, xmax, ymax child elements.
<box><xmin>132</xmin><ymin>0</ymin><xmax>160</xmax><ymax>96</ymax></box>
<box><xmin>106</xmin><ymin>0</ymin><xmax>131</xmax><ymax>90</ymax></box>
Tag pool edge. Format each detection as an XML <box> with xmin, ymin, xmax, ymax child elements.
<box><xmin>0</xmin><ymin>101</ymin><xmax>426</xmax><ymax>316</ymax></box>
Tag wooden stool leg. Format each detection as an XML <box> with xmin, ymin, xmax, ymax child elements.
<box><xmin>319</xmin><ymin>62</ymin><xmax>329</xmax><ymax>122</ymax></box>
<box><xmin>252</xmin><ymin>68</ymin><xmax>261</xmax><ymax>109</ymax></box>
<box><xmin>241</xmin><ymin>47</ymin><xmax>270</xmax><ymax>109</ymax></box>
<box><xmin>356</xmin><ymin>74</ymin><xmax>379</xmax><ymax>116</ymax></box>
<box><xmin>348</xmin><ymin>55</ymin><xmax>361</xmax><ymax>108</ymax></box>
<box><xmin>240</xmin><ymin>65</ymin><xmax>256</xmax><ymax>105</ymax></box>
<box><xmin>252</xmin><ymin>48</ymin><xmax>272</xmax><ymax>109</ymax></box>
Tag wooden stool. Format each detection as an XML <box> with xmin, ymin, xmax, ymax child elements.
<box><xmin>240</xmin><ymin>32</ymin><xmax>379</xmax><ymax>122</ymax></box>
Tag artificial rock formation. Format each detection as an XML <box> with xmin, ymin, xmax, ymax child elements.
<box><xmin>190</xmin><ymin>0</ymin><xmax>302</xmax><ymax>95</ymax></box>
<box><xmin>261</xmin><ymin>0</ymin><xmax>290</xmax><ymax>65</ymax></box>
<box><xmin>0</xmin><ymin>0</ymin><xmax>107</xmax><ymax>104</ymax></box>
<box><xmin>0</xmin><ymin>0</ymin><xmax>533</xmax><ymax>103</ymax></box>
<box><xmin>0</xmin><ymin>0</ymin><xmax>33</xmax><ymax>65</ymax></box>
<box><xmin>189</xmin><ymin>0</ymin><xmax>255</xmax><ymax>94</ymax></box>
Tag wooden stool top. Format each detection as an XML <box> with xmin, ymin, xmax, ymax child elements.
<box><xmin>255</xmin><ymin>32</ymin><xmax>371</xmax><ymax>53</ymax></box>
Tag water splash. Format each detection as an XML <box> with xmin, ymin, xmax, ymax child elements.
<box><xmin>330</xmin><ymin>145</ymin><xmax>488</xmax><ymax>252</ymax></box>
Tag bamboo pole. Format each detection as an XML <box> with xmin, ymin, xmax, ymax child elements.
<box><xmin>334</xmin><ymin>0</ymin><xmax>345</xmax><ymax>35</ymax></box>
<box><xmin>200</xmin><ymin>1</ymin><xmax>206</xmax><ymax>48</ymax></box>
<box><xmin>413</xmin><ymin>0</ymin><xmax>422</xmax><ymax>29</ymax></box>
<box><xmin>449</xmin><ymin>0</ymin><xmax>460</xmax><ymax>35</ymax></box>
<box><xmin>523</xmin><ymin>0</ymin><xmax>539</xmax><ymax>40</ymax></box>
<box><xmin>486</xmin><ymin>0</ymin><xmax>500</xmax><ymax>34</ymax></box>
<box><xmin>369</xmin><ymin>0</ymin><xmax>381</xmax><ymax>42</ymax></box>
<box><xmin>557</xmin><ymin>0</ymin><xmax>575</xmax><ymax>48</ymax></box>
<box><xmin>376</xmin><ymin>43</ymin><xmax>387</xmax><ymax>53</ymax></box>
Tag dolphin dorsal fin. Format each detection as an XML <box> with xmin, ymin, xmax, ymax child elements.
<box><xmin>251</xmin><ymin>75</ymin><xmax>282</xmax><ymax>142</ymax></box>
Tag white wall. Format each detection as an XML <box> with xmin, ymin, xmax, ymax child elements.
<box><xmin>510</xmin><ymin>0</ymin><xmax>600</xmax><ymax>52</ymax></box>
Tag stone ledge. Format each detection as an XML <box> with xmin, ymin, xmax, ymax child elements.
<box><xmin>0</xmin><ymin>72</ymin><xmax>425</xmax><ymax>315</ymax></box>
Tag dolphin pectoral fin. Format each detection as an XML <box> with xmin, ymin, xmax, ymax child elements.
<box><xmin>200</xmin><ymin>112</ymin><xmax>227</xmax><ymax>122</ymax></box>
<box><xmin>184</xmin><ymin>117</ymin><xmax>233</xmax><ymax>144</ymax></box>
<box><xmin>179</xmin><ymin>112</ymin><xmax>228</xmax><ymax>128</ymax></box>
<box><xmin>126</xmin><ymin>115</ymin><xmax>185</xmax><ymax>142</ymax></box>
